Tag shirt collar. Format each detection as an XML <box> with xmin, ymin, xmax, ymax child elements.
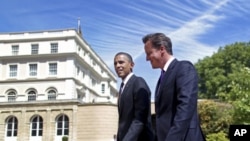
<box><xmin>163</xmin><ymin>56</ymin><xmax>175</xmax><ymax>72</ymax></box>
<box><xmin>122</xmin><ymin>72</ymin><xmax>134</xmax><ymax>86</ymax></box>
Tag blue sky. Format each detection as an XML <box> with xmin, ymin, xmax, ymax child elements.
<box><xmin>1</xmin><ymin>0</ymin><xmax>250</xmax><ymax>96</ymax></box>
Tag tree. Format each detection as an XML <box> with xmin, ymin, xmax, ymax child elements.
<box><xmin>195</xmin><ymin>42</ymin><xmax>250</xmax><ymax>99</ymax></box>
<box><xmin>195</xmin><ymin>41</ymin><xmax>250</xmax><ymax>141</ymax></box>
<box><xmin>217</xmin><ymin>66</ymin><xmax>250</xmax><ymax>124</ymax></box>
<box><xmin>195</xmin><ymin>41</ymin><xmax>250</xmax><ymax>124</ymax></box>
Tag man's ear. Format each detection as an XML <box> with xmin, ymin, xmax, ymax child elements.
<box><xmin>160</xmin><ymin>46</ymin><xmax>165</xmax><ymax>52</ymax></box>
<box><xmin>160</xmin><ymin>46</ymin><xmax>165</xmax><ymax>56</ymax></box>
<box><xmin>131</xmin><ymin>62</ymin><xmax>135</xmax><ymax>67</ymax></box>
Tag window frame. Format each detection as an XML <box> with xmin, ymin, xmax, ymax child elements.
<box><xmin>12</xmin><ymin>45</ymin><xmax>19</xmax><ymax>55</ymax></box>
<box><xmin>48</xmin><ymin>89</ymin><xmax>57</xmax><ymax>100</ymax></box>
<box><xmin>50</xmin><ymin>43</ymin><xmax>58</xmax><ymax>53</ymax></box>
<box><xmin>7</xmin><ymin>91</ymin><xmax>17</xmax><ymax>102</ymax></box>
<box><xmin>30</xmin><ymin>116</ymin><xmax>43</xmax><ymax>137</ymax></box>
<box><xmin>29</xmin><ymin>63</ymin><xmax>38</xmax><ymax>76</ymax></box>
<box><xmin>101</xmin><ymin>84</ymin><xmax>105</xmax><ymax>94</ymax></box>
<box><xmin>28</xmin><ymin>90</ymin><xmax>37</xmax><ymax>101</ymax></box>
<box><xmin>31</xmin><ymin>44</ymin><xmax>39</xmax><ymax>54</ymax></box>
<box><xmin>5</xmin><ymin>116</ymin><xmax>18</xmax><ymax>137</ymax></box>
<box><xmin>56</xmin><ymin>115</ymin><xmax>69</xmax><ymax>136</ymax></box>
<box><xmin>49</xmin><ymin>62</ymin><xmax>57</xmax><ymax>75</ymax></box>
<box><xmin>9</xmin><ymin>64</ymin><xmax>18</xmax><ymax>77</ymax></box>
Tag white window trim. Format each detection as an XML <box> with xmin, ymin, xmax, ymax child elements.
<box><xmin>30</xmin><ymin>116</ymin><xmax>43</xmax><ymax>139</ymax></box>
<box><xmin>5</xmin><ymin>116</ymin><xmax>18</xmax><ymax>141</ymax></box>
<box><xmin>27</xmin><ymin>62</ymin><xmax>38</xmax><ymax>77</ymax></box>
<box><xmin>55</xmin><ymin>115</ymin><xmax>69</xmax><ymax>141</ymax></box>
<box><xmin>47</xmin><ymin>61</ymin><xmax>58</xmax><ymax>76</ymax></box>
<box><xmin>11</xmin><ymin>44</ymin><xmax>19</xmax><ymax>55</ymax></box>
<box><xmin>50</xmin><ymin>42</ymin><xmax>58</xmax><ymax>53</ymax></box>
<box><xmin>31</xmin><ymin>43</ymin><xmax>39</xmax><ymax>54</ymax></box>
<box><xmin>8</xmin><ymin>64</ymin><xmax>18</xmax><ymax>78</ymax></box>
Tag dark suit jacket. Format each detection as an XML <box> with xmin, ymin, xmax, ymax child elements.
<box><xmin>155</xmin><ymin>59</ymin><xmax>205</xmax><ymax>141</ymax></box>
<box><xmin>117</xmin><ymin>74</ymin><xmax>154</xmax><ymax>141</ymax></box>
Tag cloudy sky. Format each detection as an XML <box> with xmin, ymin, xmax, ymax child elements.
<box><xmin>1</xmin><ymin>0</ymin><xmax>250</xmax><ymax>97</ymax></box>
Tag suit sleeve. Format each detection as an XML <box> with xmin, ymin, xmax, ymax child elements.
<box><xmin>165</xmin><ymin>61</ymin><xmax>199</xmax><ymax>141</ymax></box>
<box><xmin>123</xmin><ymin>77</ymin><xmax>151</xmax><ymax>141</ymax></box>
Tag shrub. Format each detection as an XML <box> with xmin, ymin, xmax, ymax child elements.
<box><xmin>206</xmin><ymin>131</ymin><xmax>228</xmax><ymax>141</ymax></box>
<box><xmin>62</xmin><ymin>136</ymin><xmax>68</xmax><ymax>141</ymax></box>
<box><xmin>198</xmin><ymin>100</ymin><xmax>232</xmax><ymax>138</ymax></box>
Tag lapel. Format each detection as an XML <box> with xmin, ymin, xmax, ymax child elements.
<box><xmin>118</xmin><ymin>75</ymin><xmax>135</xmax><ymax>115</ymax></box>
<box><xmin>155</xmin><ymin>59</ymin><xmax>178</xmax><ymax>102</ymax></box>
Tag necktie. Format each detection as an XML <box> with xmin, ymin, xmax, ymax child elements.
<box><xmin>118</xmin><ymin>82</ymin><xmax>124</xmax><ymax>106</ymax></box>
<box><xmin>160</xmin><ymin>70</ymin><xmax>165</xmax><ymax>83</ymax></box>
<box><xmin>119</xmin><ymin>82</ymin><xmax>124</xmax><ymax>95</ymax></box>
<box><xmin>156</xmin><ymin>70</ymin><xmax>165</xmax><ymax>97</ymax></box>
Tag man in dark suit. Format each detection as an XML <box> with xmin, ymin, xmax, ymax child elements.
<box><xmin>114</xmin><ymin>52</ymin><xmax>154</xmax><ymax>141</ymax></box>
<box><xmin>142</xmin><ymin>33</ymin><xmax>206</xmax><ymax>141</ymax></box>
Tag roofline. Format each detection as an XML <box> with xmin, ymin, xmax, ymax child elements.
<box><xmin>0</xmin><ymin>28</ymin><xmax>77</xmax><ymax>35</ymax></box>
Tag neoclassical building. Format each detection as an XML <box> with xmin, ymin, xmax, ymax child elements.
<box><xmin>0</xmin><ymin>29</ymin><xmax>118</xmax><ymax>141</ymax></box>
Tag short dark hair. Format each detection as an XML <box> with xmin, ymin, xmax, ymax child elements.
<box><xmin>142</xmin><ymin>33</ymin><xmax>173</xmax><ymax>55</ymax></box>
<box><xmin>114</xmin><ymin>52</ymin><xmax>134</xmax><ymax>63</ymax></box>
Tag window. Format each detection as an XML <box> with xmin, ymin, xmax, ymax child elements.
<box><xmin>28</xmin><ymin>91</ymin><xmax>36</xmax><ymax>101</ymax></box>
<box><xmin>101</xmin><ymin>84</ymin><xmax>105</xmax><ymax>94</ymax></box>
<box><xmin>50</xmin><ymin>43</ymin><xmax>58</xmax><ymax>53</ymax></box>
<box><xmin>82</xmin><ymin>70</ymin><xmax>85</xmax><ymax>79</ymax></box>
<box><xmin>9</xmin><ymin>65</ymin><xmax>18</xmax><ymax>77</ymax></box>
<box><xmin>92</xmin><ymin>79</ymin><xmax>96</xmax><ymax>87</ymax></box>
<box><xmin>56</xmin><ymin>115</ymin><xmax>69</xmax><ymax>136</ymax></box>
<box><xmin>31</xmin><ymin>44</ymin><xmax>39</xmax><ymax>54</ymax></box>
<box><xmin>12</xmin><ymin>45</ymin><xmax>19</xmax><ymax>55</ymax></box>
<box><xmin>49</xmin><ymin>63</ymin><xmax>57</xmax><ymax>75</ymax></box>
<box><xmin>78</xmin><ymin>47</ymin><xmax>81</xmax><ymax>53</ymax></box>
<box><xmin>77</xmin><ymin>66</ymin><xmax>80</xmax><ymax>76</ymax></box>
<box><xmin>77</xmin><ymin>94</ymin><xmax>81</xmax><ymax>100</ymax></box>
<box><xmin>6</xmin><ymin>116</ymin><xmax>18</xmax><ymax>137</ymax></box>
<box><xmin>29</xmin><ymin>64</ymin><xmax>37</xmax><ymax>76</ymax></box>
<box><xmin>48</xmin><ymin>90</ymin><xmax>56</xmax><ymax>100</ymax></box>
<box><xmin>8</xmin><ymin>91</ymin><xmax>16</xmax><ymax>102</ymax></box>
<box><xmin>92</xmin><ymin>60</ymin><xmax>96</xmax><ymax>66</ymax></box>
<box><xmin>31</xmin><ymin>116</ymin><xmax>43</xmax><ymax>136</ymax></box>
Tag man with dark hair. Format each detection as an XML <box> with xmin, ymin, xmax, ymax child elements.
<box><xmin>142</xmin><ymin>33</ymin><xmax>206</xmax><ymax>141</ymax></box>
<box><xmin>114</xmin><ymin>52</ymin><xmax>154</xmax><ymax>141</ymax></box>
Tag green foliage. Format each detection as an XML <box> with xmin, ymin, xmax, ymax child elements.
<box><xmin>195</xmin><ymin>42</ymin><xmax>250</xmax><ymax>99</ymax></box>
<box><xmin>198</xmin><ymin>100</ymin><xmax>232</xmax><ymax>137</ymax></box>
<box><xmin>196</xmin><ymin>41</ymin><xmax>250</xmax><ymax>125</ymax></box>
<box><xmin>196</xmin><ymin>41</ymin><xmax>250</xmax><ymax>140</ymax></box>
<box><xmin>217</xmin><ymin>67</ymin><xmax>250</xmax><ymax>124</ymax></box>
<box><xmin>232</xmin><ymin>101</ymin><xmax>250</xmax><ymax>124</ymax></box>
<box><xmin>206</xmin><ymin>132</ymin><xmax>228</xmax><ymax>141</ymax></box>
<box><xmin>62</xmin><ymin>136</ymin><xmax>68</xmax><ymax>141</ymax></box>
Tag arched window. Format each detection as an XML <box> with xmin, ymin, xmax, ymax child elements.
<box><xmin>7</xmin><ymin>91</ymin><xmax>17</xmax><ymax>102</ymax></box>
<box><xmin>56</xmin><ymin>115</ymin><xmax>69</xmax><ymax>136</ymax></box>
<box><xmin>28</xmin><ymin>90</ymin><xmax>36</xmax><ymax>101</ymax></box>
<box><xmin>48</xmin><ymin>90</ymin><xmax>56</xmax><ymax>100</ymax></box>
<box><xmin>6</xmin><ymin>116</ymin><xmax>18</xmax><ymax>137</ymax></box>
<box><xmin>30</xmin><ymin>116</ymin><xmax>43</xmax><ymax>136</ymax></box>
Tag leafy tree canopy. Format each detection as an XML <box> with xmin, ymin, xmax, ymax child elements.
<box><xmin>195</xmin><ymin>42</ymin><xmax>250</xmax><ymax>99</ymax></box>
<box><xmin>195</xmin><ymin>42</ymin><xmax>250</xmax><ymax>125</ymax></box>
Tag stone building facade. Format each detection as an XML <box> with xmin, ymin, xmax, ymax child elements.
<box><xmin>0</xmin><ymin>29</ymin><xmax>118</xmax><ymax>141</ymax></box>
